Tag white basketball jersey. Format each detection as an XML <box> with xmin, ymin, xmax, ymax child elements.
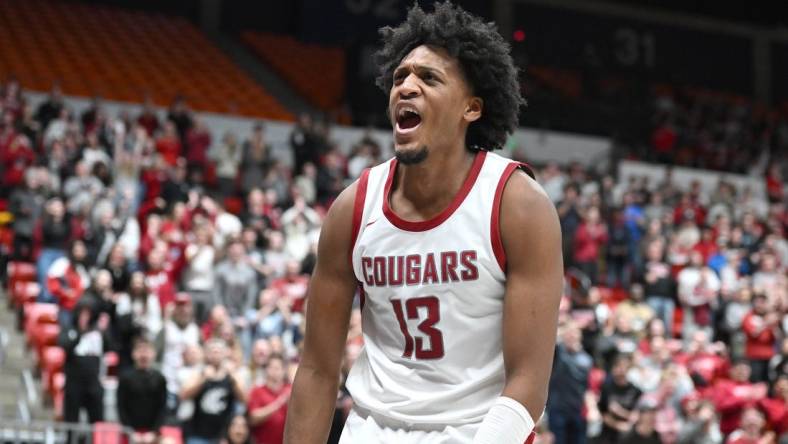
<box><xmin>347</xmin><ymin>150</ymin><xmax>528</xmax><ymax>426</ymax></box>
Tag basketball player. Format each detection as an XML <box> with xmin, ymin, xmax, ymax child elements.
<box><xmin>284</xmin><ymin>3</ymin><xmax>562</xmax><ymax>443</ymax></box>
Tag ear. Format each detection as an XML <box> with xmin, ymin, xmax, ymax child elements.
<box><xmin>463</xmin><ymin>97</ymin><xmax>483</xmax><ymax>123</ymax></box>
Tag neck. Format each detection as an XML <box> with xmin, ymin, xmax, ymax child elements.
<box><xmin>268</xmin><ymin>379</ymin><xmax>284</xmax><ymax>390</ymax></box>
<box><xmin>393</xmin><ymin>147</ymin><xmax>476</xmax><ymax>219</ymax></box>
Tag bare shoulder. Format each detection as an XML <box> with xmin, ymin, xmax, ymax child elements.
<box><xmin>314</xmin><ymin>179</ymin><xmax>361</xmax><ymax>275</ymax></box>
<box><xmin>499</xmin><ymin>169</ymin><xmax>562</xmax><ymax>269</ymax></box>
<box><xmin>501</xmin><ymin>169</ymin><xmax>558</xmax><ymax>227</ymax></box>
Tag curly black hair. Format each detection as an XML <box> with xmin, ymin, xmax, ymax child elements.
<box><xmin>375</xmin><ymin>1</ymin><xmax>524</xmax><ymax>151</ymax></box>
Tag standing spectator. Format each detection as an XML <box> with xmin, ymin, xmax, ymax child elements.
<box><xmin>248</xmin><ymin>354</ymin><xmax>291</xmax><ymax>444</ymax></box>
<box><xmin>62</xmin><ymin>160</ymin><xmax>105</xmax><ymax>214</ymax></box>
<box><xmin>557</xmin><ymin>183</ymin><xmax>582</xmax><ymax>268</ymax></box>
<box><xmin>572</xmin><ymin>206</ymin><xmax>608</xmax><ymax>284</ymax></box>
<box><xmin>641</xmin><ymin>239</ymin><xmax>675</xmax><ymax>334</ymax></box>
<box><xmin>290</xmin><ymin>113</ymin><xmax>316</xmax><ymax>175</ymax></box>
<box><xmin>156</xmin><ymin>121</ymin><xmax>182</xmax><ymax>167</ymax></box>
<box><xmin>47</xmin><ymin>240</ymin><xmax>91</xmax><ymax>327</ymax></box>
<box><xmin>158</xmin><ymin>293</ymin><xmax>201</xmax><ymax>412</ymax></box>
<box><xmin>742</xmin><ymin>293</ymin><xmax>779</xmax><ymax>383</ymax></box>
<box><xmin>214</xmin><ymin>241</ymin><xmax>258</xmax><ymax>351</ymax></box>
<box><xmin>58</xmin><ymin>300</ymin><xmax>111</xmax><ymax>425</ymax></box>
<box><xmin>136</xmin><ymin>97</ymin><xmax>160</xmax><ymax>136</ymax></box>
<box><xmin>677</xmin><ymin>250</ymin><xmax>721</xmax><ymax>339</ymax></box>
<box><xmin>34</xmin><ymin>83</ymin><xmax>64</xmax><ymax>130</ymax></box>
<box><xmin>104</xmin><ymin>243</ymin><xmax>131</xmax><ymax>293</ymax></box>
<box><xmin>623</xmin><ymin>192</ymin><xmax>646</xmax><ymax>270</ymax></box>
<box><xmin>713</xmin><ymin>361</ymin><xmax>768</xmax><ymax>436</ymax></box>
<box><xmin>210</xmin><ymin>131</ymin><xmax>243</xmax><ymax>199</ymax></box>
<box><xmin>8</xmin><ymin>170</ymin><xmax>45</xmax><ymax>260</ymax></box>
<box><xmin>606</xmin><ymin>208</ymin><xmax>631</xmax><ymax>288</ymax></box>
<box><xmin>186</xmin><ymin>117</ymin><xmax>212</xmax><ymax>172</ymax></box>
<box><xmin>117</xmin><ymin>338</ymin><xmax>168</xmax><ymax>443</ymax></box>
<box><xmin>145</xmin><ymin>246</ymin><xmax>177</xmax><ymax>310</ymax></box>
<box><xmin>240</xmin><ymin>123</ymin><xmax>272</xmax><ymax>196</ymax></box>
<box><xmin>167</xmin><ymin>96</ymin><xmax>193</xmax><ymax>143</ymax></box>
<box><xmin>183</xmin><ymin>223</ymin><xmax>217</xmax><ymax>323</ymax></box>
<box><xmin>181</xmin><ymin>339</ymin><xmax>246</xmax><ymax>444</ymax></box>
<box><xmin>116</xmin><ymin>271</ymin><xmax>162</xmax><ymax>366</ymax></box>
<box><xmin>547</xmin><ymin>323</ymin><xmax>592</xmax><ymax>444</ymax></box>
<box><xmin>161</xmin><ymin>159</ymin><xmax>190</xmax><ymax>207</ymax></box>
<box><xmin>597</xmin><ymin>354</ymin><xmax>642</xmax><ymax>443</ymax></box>
<box><xmin>37</xmin><ymin>198</ymin><xmax>71</xmax><ymax>301</ymax></box>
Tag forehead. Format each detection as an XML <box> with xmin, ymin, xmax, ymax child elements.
<box><xmin>396</xmin><ymin>44</ymin><xmax>463</xmax><ymax>77</ymax></box>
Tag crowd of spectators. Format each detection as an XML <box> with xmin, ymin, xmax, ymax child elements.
<box><xmin>646</xmin><ymin>88</ymin><xmax>788</xmax><ymax>176</ymax></box>
<box><xmin>543</xmin><ymin>154</ymin><xmax>787</xmax><ymax>443</ymax></box>
<box><xmin>1</xmin><ymin>78</ymin><xmax>380</xmax><ymax>444</ymax></box>
<box><xmin>2</xmin><ymin>73</ymin><xmax>787</xmax><ymax>444</ymax></box>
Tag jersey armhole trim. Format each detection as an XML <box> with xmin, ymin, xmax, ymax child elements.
<box><xmin>349</xmin><ymin>168</ymin><xmax>371</xmax><ymax>267</ymax></box>
<box><xmin>491</xmin><ymin>162</ymin><xmax>533</xmax><ymax>272</ymax></box>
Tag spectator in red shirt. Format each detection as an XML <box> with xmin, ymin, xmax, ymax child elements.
<box><xmin>156</xmin><ymin>120</ymin><xmax>182</xmax><ymax>167</ymax></box>
<box><xmin>269</xmin><ymin>261</ymin><xmax>309</xmax><ymax>314</ymax></box>
<box><xmin>136</xmin><ymin>97</ymin><xmax>160</xmax><ymax>136</ymax></box>
<box><xmin>674</xmin><ymin>193</ymin><xmax>706</xmax><ymax>227</ymax></box>
<box><xmin>248</xmin><ymin>354</ymin><xmax>291</xmax><ymax>444</ymax></box>
<box><xmin>572</xmin><ymin>206</ymin><xmax>608</xmax><ymax>285</ymax></box>
<box><xmin>144</xmin><ymin>246</ymin><xmax>177</xmax><ymax>310</ymax></box>
<box><xmin>742</xmin><ymin>293</ymin><xmax>780</xmax><ymax>383</ymax></box>
<box><xmin>759</xmin><ymin>374</ymin><xmax>788</xmax><ymax>437</ymax></box>
<box><xmin>713</xmin><ymin>360</ymin><xmax>769</xmax><ymax>436</ymax></box>
<box><xmin>48</xmin><ymin>240</ymin><xmax>91</xmax><ymax>326</ymax></box>
<box><xmin>725</xmin><ymin>405</ymin><xmax>775</xmax><ymax>444</ymax></box>
<box><xmin>185</xmin><ymin>117</ymin><xmax>211</xmax><ymax>171</ymax></box>
<box><xmin>1</xmin><ymin>133</ymin><xmax>36</xmax><ymax>190</ymax></box>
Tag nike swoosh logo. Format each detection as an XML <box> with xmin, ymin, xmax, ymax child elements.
<box><xmin>365</xmin><ymin>219</ymin><xmax>378</xmax><ymax>227</ymax></box>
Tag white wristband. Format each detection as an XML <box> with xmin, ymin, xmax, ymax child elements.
<box><xmin>472</xmin><ymin>396</ymin><xmax>535</xmax><ymax>444</ymax></box>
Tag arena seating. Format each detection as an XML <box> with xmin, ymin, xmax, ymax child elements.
<box><xmin>0</xmin><ymin>0</ymin><xmax>291</xmax><ymax>120</ymax></box>
<box><xmin>242</xmin><ymin>32</ymin><xmax>346</xmax><ymax>113</ymax></box>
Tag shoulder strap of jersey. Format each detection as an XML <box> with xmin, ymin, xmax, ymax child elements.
<box><xmin>349</xmin><ymin>168</ymin><xmax>371</xmax><ymax>266</ymax></box>
<box><xmin>490</xmin><ymin>161</ymin><xmax>534</xmax><ymax>272</ymax></box>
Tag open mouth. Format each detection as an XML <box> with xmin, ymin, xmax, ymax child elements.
<box><xmin>396</xmin><ymin>106</ymin><xmax>422</xmax><ymax>132</ymax></box>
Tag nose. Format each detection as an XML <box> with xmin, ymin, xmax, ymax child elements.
<box><xmin>397</xmin><ymin>73</ymin><xmax>420</xmax><ymax>99</ymax></box>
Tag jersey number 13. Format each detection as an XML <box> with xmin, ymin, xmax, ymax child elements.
<box><xmin>391</xmin><ymin>296</ymin><xmax>445</xmax><ymax>359</ymax></box>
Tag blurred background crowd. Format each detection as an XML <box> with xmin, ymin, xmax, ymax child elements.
<box><xmin>0</xmin><ymin>1</ymin><xmax>786</xmax><ymax>444</ymax></box>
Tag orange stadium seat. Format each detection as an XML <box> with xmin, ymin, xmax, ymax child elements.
<box><xmin>0</xmin><ymin>0</ymin><xmax>293</xmax><ymax>120</ymax></box>
<box><xmin>242</xmin><ymin>32</ymin><xmax>346</xmax><ymax>117</ymax></box>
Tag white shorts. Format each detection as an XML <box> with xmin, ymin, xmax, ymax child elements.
<box><xmin>339</xmin><ymin>408</ymin><xmax>480</xmax><ymax>444</ymax></box>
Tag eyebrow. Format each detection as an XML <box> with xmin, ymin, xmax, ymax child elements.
<box><xmin>393</xmin><ymin>64</ymin><xmax>444</xmax><ymax>79</ymax></box>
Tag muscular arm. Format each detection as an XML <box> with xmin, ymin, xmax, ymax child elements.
<box><xmin>499</xmin><ymin>170</ymin><xmax>563</xmax><ymax>422</ymax></box>
<box><xmin>283</xmin><ymin>183</ymin><xmax>359</xmax><ymax>444</ymax></box>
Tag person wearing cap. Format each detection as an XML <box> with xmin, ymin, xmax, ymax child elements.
<box><xmin>157</xmin><ymin>292</ymin><xmax>200</xmax><ymax>416</ymax></box>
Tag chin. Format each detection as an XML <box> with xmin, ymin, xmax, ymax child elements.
<box><xmin>394</xmin><ymin>145</ymin><xmax>428</xmax><ymax>165</ymax></box>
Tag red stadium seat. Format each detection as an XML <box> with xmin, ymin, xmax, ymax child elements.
<box><xmin>30</xmin><ymin>323</ymin><xmax>60</xmax><ymax>357</ymax></box>
<box><xmin>7</xmin><ymin>261</ymin><xmax>36</xmax><ymax>288</ymax></box>
<box><xmin>11</xmin><ymin>281</ymin><xmax>40</xmax><ymax>307</ymax></box>
<box><xmin>159</xmin><ymin>426</ymin><xmax>183</xmax><ymax>444</ymax></box>
<box><xmin>93</xmin><ymin>422</ymin><xmax>125</xmax><ymax>444</ymax></box>
<box><xmin>24</xmin><ymin>303</ymin><xmax>58</xmax><ymax>344</ymax></box>
<box><xmin>40</xmin><ymin>346</ymin><xmax>65</xmax><ymax>394</ymax></box>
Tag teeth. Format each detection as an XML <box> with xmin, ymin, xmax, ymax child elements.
<box><xmin>397</xmin><ymin>106</ymin><xmax>419</xmax><ymax>119</ymax></box>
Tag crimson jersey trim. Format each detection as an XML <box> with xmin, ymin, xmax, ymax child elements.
<box><xmin>382</xmin><ymin>150</ymin><xmax>487</xmax><ymax>232</ymax></box>
<box><xmin>491</xmin><ymin>162</ymin><xmax>534</xmax><ymax>272</ymax></box>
